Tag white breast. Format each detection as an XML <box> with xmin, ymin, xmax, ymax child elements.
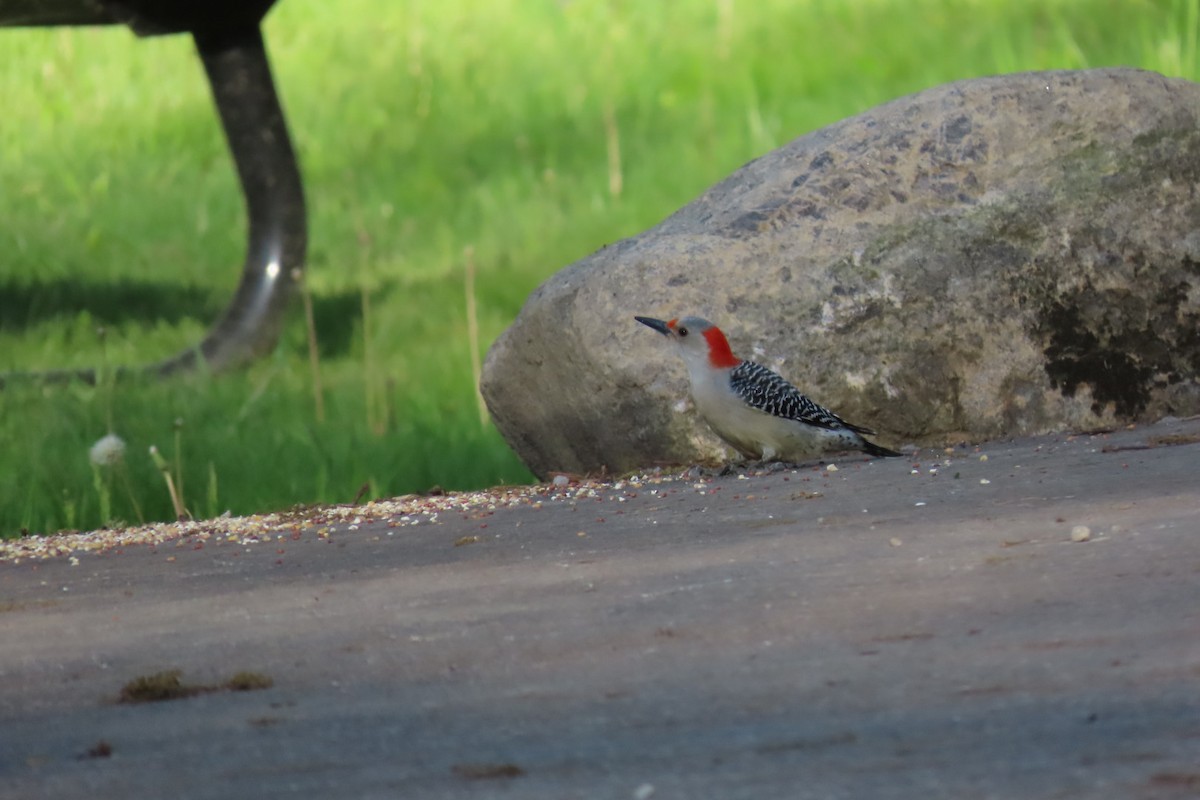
<box><xmin>686</xmin><ymin>364</ymin><xmax>859</xmax><ymax>460</ymax></box>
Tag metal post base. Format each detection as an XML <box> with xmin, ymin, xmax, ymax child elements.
<box><xmin>1</xmin><ymin>19</ymin><xmax>306</xmax><ymax>386</ymax></box>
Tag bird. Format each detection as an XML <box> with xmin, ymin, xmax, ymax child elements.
<box><xmin>635</xmin><ymin>315</ymin><xmax>902</xmax><ymax>461</ymax></box>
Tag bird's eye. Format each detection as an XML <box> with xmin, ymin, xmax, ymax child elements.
<box><xmin>677</xmin><ymin>327</ymin><xmax>688</xmax><ymax>337</ymax></box>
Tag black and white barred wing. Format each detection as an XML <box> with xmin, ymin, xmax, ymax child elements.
<box><xmin>728</xmin><ymin>360</ymin><xmax>876</xmax><ymax>435</ymax></box>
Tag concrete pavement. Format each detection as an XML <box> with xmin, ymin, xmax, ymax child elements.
<box><xmin>2</xmin><ymin>419</ymin><xmax>1198</xmax><ymax>798</ymax></box>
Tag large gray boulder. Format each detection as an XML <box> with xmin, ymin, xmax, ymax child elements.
<box><xmin>482</xmin><ymin>68</ymin><xmax>1200</xmax><ymax>479</ymax></box>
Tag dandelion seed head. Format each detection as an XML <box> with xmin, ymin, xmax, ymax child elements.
<box><xmin>89</xmin><ymin>434</ymin><xmax>126</xmax><ymax>467</ymax></box>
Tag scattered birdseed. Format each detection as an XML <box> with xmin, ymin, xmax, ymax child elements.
<box><xmin>1070</xmin><ymin>525</ymin><xmax>1092</xmax><ymax>542</ymax></box>
<box><xmin>0</xmin><ymin>470</ymin><xmax>694</xmax><ymax>563</ymax></box>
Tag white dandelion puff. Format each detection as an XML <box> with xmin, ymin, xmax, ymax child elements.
<box><xmin>89</xmin><ymin>433</ymin><xmax>127</xmax><ymax>467</ymax></box>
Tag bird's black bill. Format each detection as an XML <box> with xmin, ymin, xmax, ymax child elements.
<box><xmin>635</xmin><ymin>316</ymin><xmax>671</xmax><ymax>336</ymax></box>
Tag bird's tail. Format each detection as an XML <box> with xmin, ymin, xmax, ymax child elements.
<box><xmin>862</xmin><ymin>439</ymin><xmax>904</xmax><ymax>458</ymax></box>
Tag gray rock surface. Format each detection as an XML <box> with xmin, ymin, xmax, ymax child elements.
<box><xmin>2</xmin><ymin>419</ymin><xmax>1199</xmax><ymax>799</ymax></box>
<box><xmin>482</xmin><ymin>68</ymin><xmax>1200</xmax><ymax>479</ymax></box>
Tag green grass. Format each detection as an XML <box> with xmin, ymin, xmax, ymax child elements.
<box><xmin>1</xmin><ymin>0</ymin><xmax>1196</xmax><ymax>536</ymax></box>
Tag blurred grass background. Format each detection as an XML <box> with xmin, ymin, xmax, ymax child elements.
<box><xmin>0</xmin><ymin>0</ymin><xmax>1196</xmax><ymax>536</ymax></box>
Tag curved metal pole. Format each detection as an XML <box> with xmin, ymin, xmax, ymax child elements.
<box><xmin>156</xmin><ymin>24</ymin><xmax>307</xmax><ymax>375</ymax></box>
<box><xmin>0</xmin><ymin>22</ymin><xmax>305</xmax><ymax>386</ymax></box>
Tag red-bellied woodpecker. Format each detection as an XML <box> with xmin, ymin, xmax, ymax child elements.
<box><xmin>635</xmin><ymin>315</ymin><xmax>902</xmax><ymax>461</ymax></box>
